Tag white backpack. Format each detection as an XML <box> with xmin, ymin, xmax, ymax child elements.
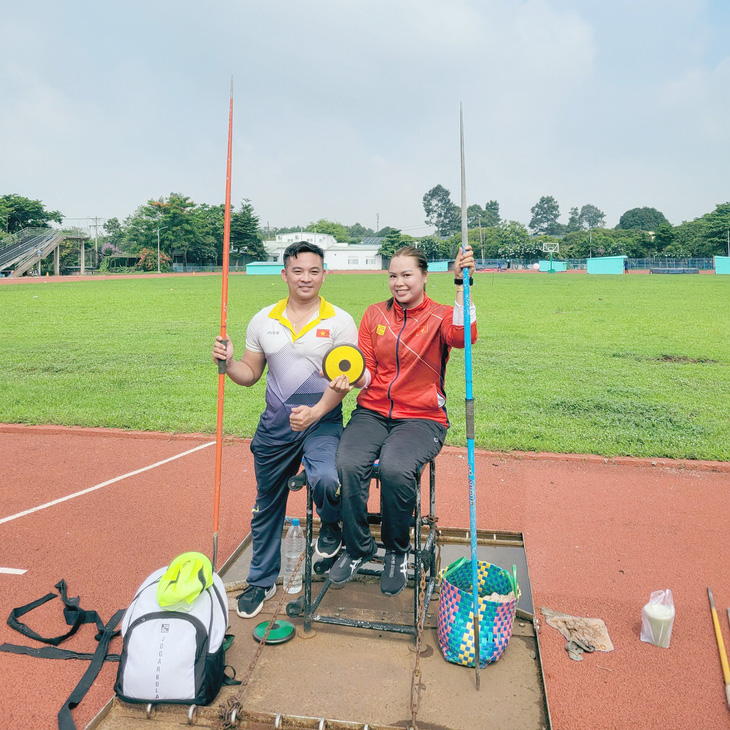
<box><xmin>114</xmin><ymin>567</ymin><xmax>229</xmax><ymax>705</ymax></box>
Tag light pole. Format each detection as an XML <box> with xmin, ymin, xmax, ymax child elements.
<box><xmin>156</xmin><ymin>225</ymin><xmax>168</xmax><ymax>273</ymax></box>
<box><xmin>478</xmin><ymin>216</ymin><xmax>484</xmax><ymax>261</ymax></box>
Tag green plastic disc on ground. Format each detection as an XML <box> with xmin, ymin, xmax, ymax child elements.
<box><xmin>252</xmin><ymin>619</ymin><xmax>296</xmax><ymax>645</ymax></box>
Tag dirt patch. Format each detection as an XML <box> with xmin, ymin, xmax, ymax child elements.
<box><xmin>657</xmin><ymin>354</ymin><xmax>719</xmax><ymax>364</ymax></box>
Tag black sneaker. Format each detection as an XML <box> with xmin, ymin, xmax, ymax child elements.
<box><xmin>315</xmin><ymin>521</ymin><xmax>342</xmax><ymax>559</ymax></box>
<box><xmin>328</xmin><ymin>542</ymin><xmax>378</xmax><ymax>586</ymax></box>
<box><xmin>381</xmin><ymin>550</ymin><xmax>409</xmax><ymax>596</ymax></box>
<box><xmin>236</xmin><ymin>584</ymin><xmax>276</xmax><ymax>619</ymax></box>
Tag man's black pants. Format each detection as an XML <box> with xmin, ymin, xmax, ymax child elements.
<box><xmin>336</xmin><ymin>407</ymin><xmax>446</xmax><ymax>557</ymax></box>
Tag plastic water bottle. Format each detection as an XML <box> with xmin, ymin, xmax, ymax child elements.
<box><xmin>283</xmin><ymin>518</ymin><xmax>305</xmax><ymax>593</ymax></box>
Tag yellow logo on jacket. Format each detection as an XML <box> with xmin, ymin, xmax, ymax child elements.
<box><xmin>376</xmin><ymin>324</ymin><xmax>386</xmax><ymax>335</ymax></box>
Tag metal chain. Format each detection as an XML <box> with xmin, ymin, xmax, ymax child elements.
<box><xmin>409</xmin><ymin>522</ymin><xmax>442</xmax><ymax>730</ymax></box>
<box><xmin>434</xmin><ymin>527</ymin><xmax>442</xmax><ymax>578</ymax></box>
<box><xmin>409</xmin><ymin>554</ymin><xmax>428</xmax><ymax>730</ymax></box>
<box><xmin>218</xmin><ymin>549</ymin><xmax>306</xmax><ymax>729</ymax></box>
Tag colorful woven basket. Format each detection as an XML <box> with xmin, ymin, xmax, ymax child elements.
<box><xmin>437</xmin><ymin>558</ymin><xmax>520</xmax><ymax>668</ymax></box>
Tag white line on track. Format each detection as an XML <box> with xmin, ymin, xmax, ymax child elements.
<box><xmin>0</xmin><ymin>567</ymin><xmax>27</xmax><ymax>575</ymax></box>
<box><xmin>0</xmin><ymin>441</ymin><xmax>215</xmax><ymax>526</ymax></box>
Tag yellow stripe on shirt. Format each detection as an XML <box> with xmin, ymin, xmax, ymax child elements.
<box><xmin>268</xmin><ymin>297</ymin><xmax>337</xmax><ymax>341</ymax></box>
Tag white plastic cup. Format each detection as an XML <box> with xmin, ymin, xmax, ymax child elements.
<box><xmin>642</xmin><ymin>599</ymin><xmax>675</xmax><ymax>648</ymax></box>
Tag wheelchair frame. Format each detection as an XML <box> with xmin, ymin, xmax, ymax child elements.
<box><xmin>286</xmin><ymin>460</ymin><xmax>438</xmax><ymax>638</ymax></box>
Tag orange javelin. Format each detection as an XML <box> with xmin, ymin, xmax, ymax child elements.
<box><xmin>213</xmin><ymin>77</ymin><xmax>233</xmax><ymax>571</ymax></box>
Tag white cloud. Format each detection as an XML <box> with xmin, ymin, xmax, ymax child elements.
<box><xmin>0</xmin><ymin>0</ymin><xmax>728</xmax><ymax>231</ymax></box>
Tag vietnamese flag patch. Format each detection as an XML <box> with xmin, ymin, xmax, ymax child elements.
<box><xmin>316</xmin><ymin>328</ymin><xmax>330</xmax><ymax>338</ymax></box>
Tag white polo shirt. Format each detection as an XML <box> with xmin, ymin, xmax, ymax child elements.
<box><xmin>246</xmin><ymin>296</ymin><xmax>358</xmax><ymax>442</ymax></box>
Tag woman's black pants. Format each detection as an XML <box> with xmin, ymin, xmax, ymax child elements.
<box><xmin>336</xmin><ymin>407</ymin><xmax>446</xmax><ymax>557</ymax></box>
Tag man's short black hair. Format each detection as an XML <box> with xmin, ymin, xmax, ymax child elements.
<box><xmin>283</xmin><ymin>241</ymin><xmax>325</xmax><ymax>267</ymax></box>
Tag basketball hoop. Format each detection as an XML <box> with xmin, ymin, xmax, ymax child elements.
<box><xmin>542</xmin><ymin>242</ymin><xmax>559</xmax><ymax>273</ymax></box>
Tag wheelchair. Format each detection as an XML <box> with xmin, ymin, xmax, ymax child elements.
<box><xmin>285</xmin><ymin>459</ymin><xmax>438</xmax><ymax>639</ymax></box>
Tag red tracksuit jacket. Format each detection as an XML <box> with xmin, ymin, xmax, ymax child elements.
<box><xmin>356</xmin><ymin>295</ymin><xmax>478</xmax><ymax>426</ymax></box>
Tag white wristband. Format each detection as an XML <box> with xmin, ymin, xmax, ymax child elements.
<box><xmin>452</xmin><ymin>301</ymin><xmax>476</xmax><ymax>326</ymax></box>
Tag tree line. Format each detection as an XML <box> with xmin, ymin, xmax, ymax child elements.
<box><xmin>0</xmin><ymin>193</ymin><xmax>266</xmax><ymax>272</ymax></box>
<box><xmin>101</xmin><ymin>194</ymin><xmax>266</xmax><ymax>270</ymax></box>
<box><xmin>0</xmin><ymin>193</ymin><xmax>387</xmax><ymax>271</ymax></box>
<box><xmin>2</xmin><ymin>187</ymin><xmax>728</xmax><ymax>273</ymax></box>
<box><xmin>416</xmin><ymin>187</ymin><xmax>730</xmax><ymax>259</ymax></box>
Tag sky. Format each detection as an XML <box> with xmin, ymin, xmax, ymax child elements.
<box><xmin>2</xmin><ymin>0</ymin><xmax>730</xmax><ymax>237</ymax></box>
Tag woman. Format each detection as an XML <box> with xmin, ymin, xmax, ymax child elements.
<box><xmin>329</xmin><ymin>244</ymin><xmax>477</xmax><ymax>596</ymax></box>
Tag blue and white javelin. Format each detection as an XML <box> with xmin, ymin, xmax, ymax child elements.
<box><xmin>459</xmin><ymin>103</ymin><xmax>481</xmax><ymax>690</ymax></box>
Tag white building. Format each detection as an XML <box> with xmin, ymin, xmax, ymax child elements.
<box><xmin>263</xmin><ymin>232</ymin><xmax>382</xmax><ymax>271</ymax></box>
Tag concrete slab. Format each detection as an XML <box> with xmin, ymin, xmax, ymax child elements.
<box><xmin>93</xmin><ymin>530</ymin><xmax>549</xmax><ymax>729</ymax></box>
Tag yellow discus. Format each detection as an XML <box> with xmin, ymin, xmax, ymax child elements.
<box><xmin>322</xmin><ymin>344</ymin><xmax>366</xmax><ymax>385</ymax></box>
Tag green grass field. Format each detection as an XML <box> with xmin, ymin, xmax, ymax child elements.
<box><xmin>1</xmin><ymin>271</ymin><xmax>728</xmax><ymax>460</ymax></box>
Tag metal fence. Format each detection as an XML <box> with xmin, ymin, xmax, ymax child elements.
<box><xmin>477</xmin><ymin>257</ymin><xmax>716</xmax><ymax>271</ymax></box>
<box><xmin>628</xmin><ymin>257</ymin><xmax>714</xmax><ymax>270</ymax></box>
<box><xmin>172</xmin><ymin>264</ymin><xmax>250</xmax><ymax>273</ymax></box>
<box><xmin>476</xmin><ymin>258</ymin><xmax>585</xmax><ymax>270</ymax></box>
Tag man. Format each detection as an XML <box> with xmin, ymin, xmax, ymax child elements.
<box><xmin>212</xmin><ymin>241</ymin><xmax>357</xmax><ymax>618</ymax></box>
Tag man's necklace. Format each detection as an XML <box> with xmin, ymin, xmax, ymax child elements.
<box><xmin>287</xmin><ymin>301</ymin><xmax>319</xmax><ymax>326</ymax></box>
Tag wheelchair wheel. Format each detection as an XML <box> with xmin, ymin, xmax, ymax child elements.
<box><xmin>286</xmin><ymin>598</ymin><xmax>304</xmax><ymax>617</ymax></box>
<box><xmin>313</xmin><ymin>555</ymin><xmax>336</xmax><ymax>575</ymax></box>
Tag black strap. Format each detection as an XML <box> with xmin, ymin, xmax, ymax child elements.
<box><xmin>1</xmin><ymin>581</ymin><xmax>124</xmax><ymax>730</ymax></box>
<box><xmin>0</xmin><ymin>643</ymin><xmax>120</xmax><ymax>662</ymax></box>
<box><xmin>222</xmin><ymin>662</ymin><xmax>241</xmax><ymax>686</ymax></box>
<box><xmin>7</xmin><ymin>580</ymin><xmax>106</xmax><ymax>645</ymax></box>
<box><xmin>57</xmin><ymin>608</ymin><xmax>125</xmax><ymax>730</ymax></box>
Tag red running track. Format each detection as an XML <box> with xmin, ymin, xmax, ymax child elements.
<box><xmin>1</xmin><ymin>424</ymin><xmax>729</xmax><ymax>729</ymax></box>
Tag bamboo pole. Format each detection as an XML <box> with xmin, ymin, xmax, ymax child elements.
<box><xmin>708</xmin><ymin>587</ymin><xmax>730</xmax><ymax>709</ymax></box>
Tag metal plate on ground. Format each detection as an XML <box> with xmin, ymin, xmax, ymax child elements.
<box><xmin>88</xmin><ymin>528</ymin><xmax>551</xmax><ymax>730</ymax></box>
<box><xmin>219</xmin><ymin>527</ymin><xmax>549</xmax><ymax>730</ymax></box>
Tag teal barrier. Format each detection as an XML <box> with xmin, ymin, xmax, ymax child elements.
<box><xmin>538</xmin><ymin>260</ymin><xmax>567</xmax><ymax>273</ymax></box>
<box><xmin>246</xmin><ymin>262</ymin><xmax>284</xmax><ymax>275</ymax></box>
<box><xmin>715</xmin><ymin>256</ymin><xmax>730</xmax><ymax>275</ymax></box>
<box><xmin>587</xmin><ymin>256</ymin><xmax>627</xmax><ymax>275</ymax></box>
